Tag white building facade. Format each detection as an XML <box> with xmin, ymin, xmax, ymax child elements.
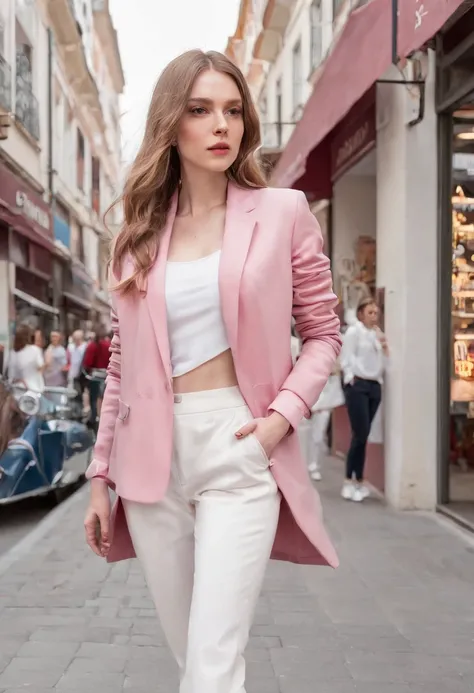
<box><xmin>0</xmin><ymin>0</ymin><xmax>124</xmax><ymax>355</ymax></box>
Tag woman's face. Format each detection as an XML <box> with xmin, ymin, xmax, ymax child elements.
<box><xmin>360</xmin><ymin>303</ymin><xmax>379</xmax><ymax>327</ymax></box>
<box><xmin>176</xmin><ymin>69</ymin><xmax>245</xmax><ymax>175</ymax></box>
<box><xmin>50</xmin><ymin>331</ymin><xmax>61</xmax><ymax>347</ymax></box>
<box><xmin>34</xmin><ymin>330</ymin><xmax>43</xmax><ymax>347</ymax></box>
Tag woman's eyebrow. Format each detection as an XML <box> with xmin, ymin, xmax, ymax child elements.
<box><xmin>187</xmin><ymin>97</ymin><xmax>243</xmax><ymax>106</ymax></box>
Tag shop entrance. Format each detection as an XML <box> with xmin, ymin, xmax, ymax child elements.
<box><xmin>437</xmin><ymin>7</ymin><xmax>474</xmax><ymax>524</ymax></box>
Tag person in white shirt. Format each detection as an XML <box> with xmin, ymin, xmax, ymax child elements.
<box><xmin>67</xmin><ymin>330</ymin><xmax>86</xmax><ymax>383</ymax></box>
<box><xmin>7</xmin><ymin>323</ymin><xmax>45</xmax><ymax>392</ymax></box>
<box><xmin>67</xmin><ymin>329</ymin><xmax>87</xmax><ymax>408</ymax></box>
<box><xmin>340</xmin><ymin>297</ymin><xmax>388</xmax><ymax>502</ymax></box>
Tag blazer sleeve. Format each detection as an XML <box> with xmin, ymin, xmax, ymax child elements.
<box><xmin>268</xmin><ymin>191</ymin><xmax>342</xmax><ymax>431</ymax></box>
<box><xmin>85</xmin><ymin>290</ymin><xmax>121</xmax><ymax>486</ymax></box>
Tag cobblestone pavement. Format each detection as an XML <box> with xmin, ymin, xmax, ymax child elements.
<box><xmin>1</xmin><ymin>457</ymin><xmax>474</xmax><ymax>692</ymax></box>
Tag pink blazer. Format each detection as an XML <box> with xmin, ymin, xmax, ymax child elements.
<box><xmin>86</xmin><ymin>184</ymin><xmax>342</xmax><ymax>568</ymax></box>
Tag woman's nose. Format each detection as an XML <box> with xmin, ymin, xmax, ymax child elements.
<box><xmin>213</xmin><ymin>113</ymin><xmax>228</xmax><ymax>134</ymax></box>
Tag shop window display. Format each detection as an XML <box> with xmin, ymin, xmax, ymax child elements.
<box><xmin>450</xmin><ymin>183</ymin><xmax>474</xmax><ymax>497</ymax></box>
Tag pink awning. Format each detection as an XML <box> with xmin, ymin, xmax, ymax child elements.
<box><xmin>272</xmin><ymin>0</ymin><xmax>466</xmax><ymax>188</ymax></box>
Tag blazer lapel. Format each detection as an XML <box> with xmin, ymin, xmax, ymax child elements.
<box><xmin>145</xmin><ymin>193</ymin><xmax>178</xmax><ymax>380</ymax></box>
<box><xmin>220</xmin><ymin>183</ymin><xmax>258</xmax><ymax>353</ymax></box>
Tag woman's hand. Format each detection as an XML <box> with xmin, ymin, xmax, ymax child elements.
<box><xmin>235</xmin><ymin>411</ymin><xmax>291</xmax><ymax>458</ymax></box>
<box><xmin>84</xmin><ymin>479</ymin><xmax>111</xmax><ymax>558</ymax></box>
<box><xmin>376</xmin><ymin>328</ymin><xmax>389</xmax><ymax>356</ymax></box>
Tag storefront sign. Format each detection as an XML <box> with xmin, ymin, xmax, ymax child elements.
<box><xmin>16</xmin><ymin>191</ymin><xmax>50</xmax><ymax>232</ymax></box>
<box><xmin>0</xmin><ymin>162</ymin><xmax>53</xmax><ymax>243</ymax></box>
<box><xmin>330</xmin><ymin>96</ymin><xmax>376</xmax><ymax>182</ymax></box>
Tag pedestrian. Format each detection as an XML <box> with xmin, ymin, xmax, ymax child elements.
<box><xmin>84</xmin><ymin>49</ymin><xmax>341</xmax><ymax>693</ymax></box>
<box><xmin>44</xmin><ymin>331</ymin><xmax>68</xmax><ymax>387</ymax></box>
<box><xmin>306</xmin><ymin>365</ymin><xmax>345</xmax><ymax>481</ymax></box>
<box><xmin>82</xmin><ymin>324</ymin><xmax>111</xmax><ymax>426</ymax></box>
<box><xmin>340</xmin><ymin>297</ymin><xmax>389</xmax><ymax>502</ymax></box>
<box><xmin>67</xmin><ymin>329</ymin><xmax>87</xmax><ymax>408</ymax></box>
<box><xmin>6</xmin><ymin>324</ymin><xmax>45</xmax><ymax>392</ymax></box>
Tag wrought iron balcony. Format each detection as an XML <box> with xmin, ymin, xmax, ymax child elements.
<box><xmin>0</xmin><ymin>55</ymin><xmax>12</xmax><ymax>113</ymax></box>
<box><xmin>15</xmin><ymin>79</ymin><xmax>40</xmax><ymax>140</ymax></box>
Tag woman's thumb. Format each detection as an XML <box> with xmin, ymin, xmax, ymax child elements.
<box><xmin>100</xmin><ymin>513</ymin><xmax>110</xmax><ymax>542</ymax></box>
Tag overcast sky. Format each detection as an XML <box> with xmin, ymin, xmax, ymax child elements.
<box><xmin>109</xmin><ymin>0</ymin><xmax>241</xmax><ymax>164</ymax></box>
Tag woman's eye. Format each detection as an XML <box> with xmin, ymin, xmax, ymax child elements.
<box><xmin>228</xmin><ymin>108</ymin><xmax>242</xmax><ymax>116</ymax></box>
<box><xmin>191</xmin><ymin>107</ymin><xmax>207</xmax><ymax>115</ymax></box>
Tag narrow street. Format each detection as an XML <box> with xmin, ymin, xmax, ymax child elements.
<box><xmin>0</xmin><ymin>498</ymin><xmax>52</xmax><ymax>556</ymax></box>
<box><xmin>1</xmin><ymin>458</ymin><xmax>473</xmax><ymax>692</ymax></box>
<box><xmin>0</xmin><ymin>450</ymin><xmax>90</xmax><ymax>556</ymax></box>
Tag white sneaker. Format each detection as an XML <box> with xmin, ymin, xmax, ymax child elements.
<box><xmin>352</xmin><ymin>484</ymin><xmax>370</xmax><ymax>502</ymax></box>
<box><xmin>341</xmin><ymin>481</ymin><xmax>355</xmax><ymax>500</ymax></box>
<box><xmin>308</xmin><ymin>463</ymin><xmax>322</xmax><ymax>481</ymax></box>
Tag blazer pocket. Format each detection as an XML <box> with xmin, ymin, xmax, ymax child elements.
<box><xmin>117</xmin><ymin>399</ymin><xmax>130</xmax><ymax>421</ymax></box>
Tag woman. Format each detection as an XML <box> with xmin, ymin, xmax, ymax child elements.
<box><xmin>306</xmin><ymin>364</ymin><xmax>345</xmax><ymax>481</ymax></box>
<box><xmin>83</xmin><ymin>325</ymin><xmax>111</xmax><ymax>425</ymax></box>
<box><xmin>44</xmin><ymin>331</ymin><xmax>68</xmax><ymax>387</ymax></box>
<box><xmin>6</xmin><ymin>324</ymin><xmax>45</xmax><ymax>392</ymax></box>
<box><xmin>340</xmin><ymin>297</ymin><xmax>388</xmax><ymax>502</ymax></box>
<box><xmin>84</xmin><ymin>50</ymin><xmax>341</xmax><ymax>693</ymax></box>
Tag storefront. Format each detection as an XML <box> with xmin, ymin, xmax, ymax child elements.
<box><xmin>325</xmin><ymin>87</ymin><xmax>385</xmax><ymax>491</ymax></box>
<box><xmin>437</xmin><ymin>5</ymin><xmax>474</xmax><ymax>526</ymax></box>
<box><xmin>0</xmin><ymin>161</ymin><xmax>57</xmax><ymax>346</ymax></box>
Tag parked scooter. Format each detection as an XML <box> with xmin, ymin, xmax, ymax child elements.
<box><xmin>0</xmin><ymin>380</ymin><xmax>95</xmax><ymax>505</ymax></box>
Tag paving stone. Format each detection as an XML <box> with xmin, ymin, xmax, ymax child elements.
<box><xmin>1</xmin><ymin>460</ymin><xmax>474</xmax><ymax>692</ymax></box>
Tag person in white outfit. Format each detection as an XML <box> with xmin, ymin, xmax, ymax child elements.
<box><xmin>83</xmin><ymin>49</ymin><xmax>341</xmax><ymax>693</ymax></box>
<box><xmin>340</xmin><ymin>297</ymin><xmax>388</xmax><ymax>502</ymax></box>
<box><xmin>7</xmin><ymin>324</ymin><xmax>45</xmax><ymax>392</ymax></box>
<box><xmin>306</xmin><ymin>369</ymin><xmax>344</xmax><ymax>480</ymax></box>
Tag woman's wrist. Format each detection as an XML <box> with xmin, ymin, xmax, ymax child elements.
<box><xmin>267</xmin><ymin>411</ymin><xmax>291</xmax><ymax>437</ymax></box>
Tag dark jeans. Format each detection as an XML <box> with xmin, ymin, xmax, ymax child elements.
<box><xmin>88</xmin><ymin>380</ymin><xmax>101</xmax><ymax>424</ymax></box>
<box><xmin>344</xmin><ymin>378</ymin><xmax>381</xmax><ymax>482</ymax></box>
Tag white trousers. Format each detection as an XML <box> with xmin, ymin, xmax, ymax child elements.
<box><xmin>123</xmin><ymin>387</ymin><xmax>280</xmax><ymax>693</ymax></box>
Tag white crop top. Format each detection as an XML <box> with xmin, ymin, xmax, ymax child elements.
<box><xmin>165</xmin><ymin>250</ymin><xmax>230</xmax><ymax>377</ymax></box>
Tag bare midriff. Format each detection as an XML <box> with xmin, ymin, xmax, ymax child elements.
<box><xmin>172</xmin><ymin>348</ymin><xmax>238</xmax><ymax>394</ymax></box>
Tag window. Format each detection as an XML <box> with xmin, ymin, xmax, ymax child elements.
<box><xmin>276</xmin><ymin>78</ymin><xmax>282</xmax><ymax>146</ymax></box>
<box><xmin>15</xmin><ymin>33</ymin><xmax>39</xmax><ymax>139</ymax></box>
<box><xmin>310</xmin><ymin>0</ymin><xmax>322</xmax><ymax>69</ymax></box>
<box><xmin>91</xmin><ymin>155</ymin><xmax>100</xmax><ymax>215</ymax></box>
<box><xmin>0</xmin><ymin>12</ymin><xmax>5</xmax><ymax>57</ymax></box>
<box><xmin>77</xmin><ymin>129</ymin><xmax>85</xmax><ymax>191</ymax></box>
<box><xmin>333</xmin><ymin>0</ymin><xmax>345</xmax><ymax>19</ymax></box>
<box><xmin>77</xmin><ymin>224</ymin><xmax>85</xmax><ymax>264</ymax></box>
<box><xmin>292</xmin><ymin>40</ymin><xmax>303</xmax><ymax>113</ymax></box>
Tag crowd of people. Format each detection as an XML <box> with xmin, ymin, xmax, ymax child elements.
<box><xmin>3</xmin><ymin>323</ymin><xmax>112</xmax><ymax>428</ymax></box>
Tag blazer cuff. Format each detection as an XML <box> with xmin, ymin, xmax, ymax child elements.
<box><xmin>85</xmin><ymin>458</ymin><xmax>109</xmax><ymax>481</ymax></box>
<box><xmin>268</xmin><ymin>389</ymin><xmax>311</xmax><ymax>432</ymax></box>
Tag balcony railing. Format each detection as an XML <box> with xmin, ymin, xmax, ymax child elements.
<box><xmin>15</xmin><ymin>79</ymin><xmax>40</xmax><ymax>140</ymax></box>
<box><xmin>0</xmin><ymin>55</ymin><xmax>12</xmax><ymax>112</ymax></box>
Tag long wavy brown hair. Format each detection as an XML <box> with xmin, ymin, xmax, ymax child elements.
<box><xmin>110</xmin><ymin>49</ymin><xmax>267</xmax><ymax>295</ymax></box>
<box><xmin>0</xmin><ymin>382</ymin><xmax>25</xmax><ymax>457</ymax></box>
